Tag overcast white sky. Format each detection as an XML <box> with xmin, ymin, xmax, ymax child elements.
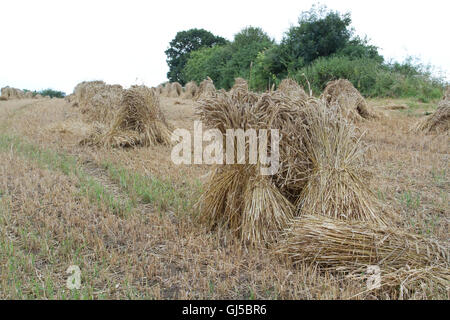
<box><xmin>1</xmin><ymin>0</ymin><xmax>448</xmax><ymax>94</ymax></box>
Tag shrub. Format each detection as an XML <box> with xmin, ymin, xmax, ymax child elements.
<box><xmin>38</xmin><ymin>89</ymin><xmax>66</xmax><ymax>98</ymax></box>
<box><xmin>279</xmin><ymin>4</ymin><xmax>352</xmax><ymax>72</ymax></box>
<box><xmin>182</xmin><ymin>46</ymin><xmax>232</xmax><ymax>88</ymax></box>
<box><xmin>165</xmin><ymin>29</ymin><xmax>228</xmax><ymax>85</ymax></box>
<box><xmin>296</xmin><ymin>56</ymin><xmax>444</xmax><ymax>100</ymax></box>
<box><xmin>296</xmin><ymin>56</ymin><xmax>379</xmax><ymax>95</ymax></box>
<box><xmin>373</xmin><ymin>71</ymin><xmax>443</xmax><ymax>102</ymax></box>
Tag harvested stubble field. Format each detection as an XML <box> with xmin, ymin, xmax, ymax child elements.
<box><xmin>0</xmin><ymin>91</ymin><xmax>448</xmax><ymax>300</ymax></box>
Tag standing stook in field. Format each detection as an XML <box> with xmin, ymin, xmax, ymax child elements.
<box><xmin>413</xmin><ymin>86</ymin><xmax>450</xmax><ymax>133</ymax></box>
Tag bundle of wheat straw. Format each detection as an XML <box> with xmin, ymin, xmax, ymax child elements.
<box><xmin>322</xmin><ymin>79</ymin><xmax>376</xmax><ymax>120</ymax></box>
<box><xmin>84</xmin><ymin>86</ymin><xmax>172</xmax><ymax>147</ymax></box>
<box><xmin>294</xmin><ymin>104</ymin><xmax>387</xmax><ymax>225</ymax></box>
<box><xmin>1</xmin><ymin>86</ymin><xmax>25</xmax><ymax>100</ymax></box>
<box><xmin>196</xmin><ymin>85</ymin><xmax>389</xmax><ymax>246</ymax></box>
<box><xmin>277</xmin><ymin>78</ymin><xmax>308</xmax><ymax>100</ymax></box>
<box><xmin>182</xmin><ymin>81</ymin><xmax>198</xmax><ymax>99</ymax></box>
<box><xmin>169</xmin><ymin>82</ymin><xmax>183</xmax><ymax>98</ymax></box>
<box><xmin>443</xmin><ymin>86</ymin><xmax>450</xmax><ymax>101</ymax></box>
<box><xmin>277</xmin><ymin>215</ymin><xmax>449</xmax><ymax>291</ymax></box>
<box><xmin>229</xmin><ymin>78</ymin><xmax>259</xmax><ymax>105</ymax></box>
<box><xmin>194</xmin><ymin>77</ymin><xmax>216</xmax><ymax>101</ymax></box>
<box><xmin>413</xmin><ymin>99</ymin><xmax>449</xmax><ymax>134</ymax></box>
<box><xmin>197</xmin><ymin>165</ymin><xmax>295</xmax><ymax>245</ymax></box>
<box><xmin>196</xmin><ymin>89</ymin><xmax>303</xmax><ymax>245</ymax></box>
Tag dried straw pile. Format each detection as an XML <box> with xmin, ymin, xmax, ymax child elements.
<box><xmin>150</xmin><ymin>87</ymin><xmax>159</xmax><ymax>97</ymax></box>
<box><xmin>24</xmin><ymin>91</ymin><xmax>34</xmax><ymax>99</ymax></box>
<box><xmin>413</xmin><ymin>95</ymin><xmax>449</xmax><ymax>134</ymax></box>
<box><xmin>155</xmin><ymin>84</ymin><xmax>164</xmax><ymax>96</ymax></box>
<box><xmin>73</xmin><ymin>81</ymin><xmax>105</xmax><ymax>107</ymax></box>
<box><xmin>277</xmin><ymin>78</ymin><xmax>308</xmax><ymax>100</ymax></box>
<box><xmin>322</xmin><ymin>79</ymin><xmax>376</xmax><ymax>120</ymax></box>
<box><xmin>275</xmin><ymin>102</ymin><xmax>448</xmax><ymax>293</ymax></box>
<box><xmin>168</xmin><ymin>82</ymin><xmax>183</xmax><ymax>98</ymax></box>
<box><xmin>160</xmin><ymin>82</ymin><xmax>171</xmax><ymax>97</ymax></box>
<box><xmin>196</xmin><ymin>88</ymin><xmax>304</xmax><ymax>245</ymax></box>
<box><xmin>64</xmin><ymin>93</ymin><xmax>76</xmax><ymax>105</ymax></box>
<box><xmin>229</xmin><ymin>78</ymin><xmax>259</xmax><ymax>104</ymax></box>
<box><xmin>231</xmin><ymin>77</ymin><xmax>248</xmax><ymax>91</ymax></box>
<box><xmin>1</xmin><ymin>87</ymin><xmax>13</xmax><ymax>99</ymax></box>
<box><xmin>1</xmin><ymin>86</ymin><xmax>25</xmax><ymax>100</ymax></box>
<box><xmin>293</xmin><ymin>104</ymin><xmax>387</xmax><ymax>225</ymax></box>
<box><xmin>73</xmin><ymin>81</ymin><xmax>123</xmax><ymax>123</ymax></box>
<box><xmin>444</xmin><ymin>86</ymin><xmax>450</xmax><ymax>101</ymax></box>
<box><xmin>194</xmin><ymin>77</ymin><xmax>216</xmax><ymax>101</ymax></box>
<box><xmin>196</xmin><ymin>82</ymin><xmax>384</xmax><ymax>245</ymax></box>
<box><xmin>198</xmin><ymin>164</ymin><xmax>296</xmax><ymax>245</ymax></box>
<box><xmin>197</xmin><ymin>83</ymin><xmax>448</xmax><ymax>295</ymax></box>
<box><xmin>277</xmin><ymin>215</ymin><xmax>449</xmax><ymax>292</ymax></box>
<box><xmin>83</xmin><ymin>86</ymin><xmax>172</xmax><ymax>147</ymax></box>
<box><xmin>182</xmin><ymin>81</ymin><xmax>198</xmax><ymax>99</ymax></box>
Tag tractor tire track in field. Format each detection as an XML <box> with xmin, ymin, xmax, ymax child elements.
<box><xmin>79</xmin><ymin>158</ymin><xmax>176</xmax><ymax>221</ymax></box>
<box><xmin>81</xmin><ymin>159</ymin><xmax>133</xmax><ymax>209</ymax></box>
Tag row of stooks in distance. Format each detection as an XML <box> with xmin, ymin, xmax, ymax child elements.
<box><xmin>0</xmin><ymin>86</ymin><xmax>47</xmax><ymax>100</ymax></box>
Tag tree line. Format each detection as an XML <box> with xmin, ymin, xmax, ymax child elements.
<box><xmin>165</xmin><ymin>4</ymin><xmax>445</xmax><ymax>102</ymax></box>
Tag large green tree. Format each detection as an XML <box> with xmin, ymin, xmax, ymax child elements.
<box><xmin>220</xmin><ymin>27</ymin><xmax>274</xmax><ymax>89</ymax></box>
<box><xmin>227</xmin><ymin>27</ymin><xmax>274</xmax><ymax>80</ymax></box>
<box><xmin>165</xmin><ymin>28</ymin><xmax>227</xmax><ymax>84</ymax></box>
<box><xmin>336</xmin><ymin>36</ymin><xmax>383</xmax><ymax>63</ymax></box>
<box><xmin>280</xmin><ymin>5</ymin><xmax>353</xmax><ymax>73</ymax></box>
<box><xmin>225</xmin><ymin>27</ymin><xmax>273</xmax><ymax>86</ymax></box>
<box><xmin>182</xmin><ymin>46</ymin><xmax>232</xmax><ymax>87</ymax></box>
<box><xmin>182</xmin><ymin>26</ymin><xmax>273</xmax><ymax>90</ymax></box>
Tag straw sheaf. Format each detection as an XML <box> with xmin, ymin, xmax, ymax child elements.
<box><xmin>277</xmin><ymin>215</ymin><xmax>449</xmax><ymax>291</ymax></box>
<box><xmin>196</xmin><ymin>90</ymin><xmax>305</xmax><ymax>245</ymax></box>
<box><xmin>229</xmin><ymin>78</ymin><xmax>260</xmax><ymax>105</ymax></box>
<box><xmin>85</xmin><ymin>86</ymin><xmax>123</xmax><ymax>124</ymax></box>
<box><xmin>251</xmin><ymin>93</ymin><xmax>321</xmax><ymax>198</ymax></box>
<box><xmin>293</xmin><ymin>104</ymin><xmax>388</xmax><ymax>225</ymax></box>
<box><xmin>64</xmin><ymin>94</ymin><xmax>76</xmax><ymax>105</ymax></box>
<box><xmin>73</xmin><ymin>81</ymin><xmax>124</xmax><ymax>124</ymax></box>
<box><xmin>74</xmin><ymin>80</ymin><xmax>105</xmax><ymax>107</ymax></box>
<box><xmin>277</xmin><ymin>78</ymin><xmax>308</xmax><ymax>100</ymax></box>
<box><xmin>413</xmin><ymin>99</ymin><xmax>449</xmax><ymax>134</ymax></box>
<box><xmin>83</xmin><ymin>86</ymin><xmax>172</xmax><ymax>147</ymax></box>
<box><xmin>182</xmin><ymin>81</ymin><xmax>198</xmax><ymax>99</ymax></box>
<box><xmin>1</xmin><ymin>86</ymin><xmax>26</xmax><ymax>100</ymax></box>
<box><xmin>197</xmin><ymin>164</ymin><xmax>295</xmax><ymax>246</ymax></box>
<box><xmin>322</xmin><ymin>79</ymin><xmax>376</xmax><ymax>120</ymax></box>
<box><xmin>169</xmin><ymin>82</ymin><xmax>183</xmax><ymax>98</ymax></box>
<box><xmin>230</xmin><ymin>77</ymin><xmax>249</xmax><ymax>94</ymax></box>
<box><xmin>196</xmin><ymin>88</ymin><xmax>387</xmax><ymax>244</ymax></box>
<box><xmin>155</xmin><ymin>84</ymin><xmax>164</xmax><ymax>95</ymax></box>
<box><xmin>160</xmin><ymin>82</ymin><xmax>171</xmax><ymax>97</ymax></box>
<box><xmin>444</xmin><ymin>86</ymin><xmax>450</xmax><ymax>101</ymax></box>
<box><xmin>194</xmin><ymin>77</ymin><xmax>216</xmax><ymax>101</ymax></box>
<box><xmin>196</xmin><ymin>90</ymin><xmax>254</xmax><ymax>133</ymax></box>
<box><xmin>24</xmin><ymin>91</ymin><xmax>34</xmax><ymax>99</ymax></box>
